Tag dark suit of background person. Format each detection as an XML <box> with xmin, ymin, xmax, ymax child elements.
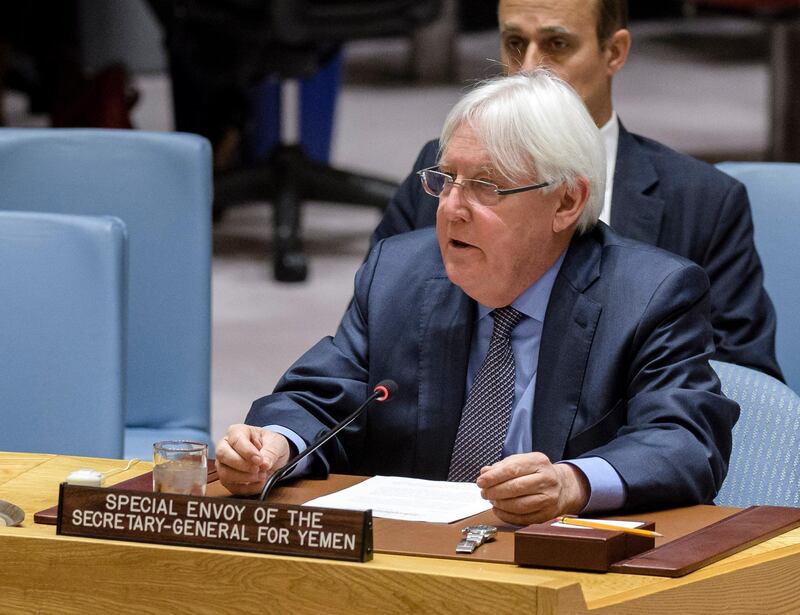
<box><xmin>247</xmin><ymin>223</ymin><xmax>738</xmax><ymax>512</ymax></box>
<box><xmin>369</xmin><ymin>0</ymin><xmax>782</xmax><ymax>381</ymax></box>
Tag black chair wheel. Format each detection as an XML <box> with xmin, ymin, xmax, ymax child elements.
<box><xmin>274</xmin><ymin>250</ymin><xmax>308</xmax><ymax>282</ymax></box>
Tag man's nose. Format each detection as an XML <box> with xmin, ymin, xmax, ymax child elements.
<box><xmin>439</xmin><ymin>183</ymin><xmax>470</xmax><ymax>219</ymax></box>
<box><xmin>506</xmin><ymin>44</ymin><xmax>546</xmax><ymax>74</ymax></box>
<box><xmin>520</xmin><ymin>45</ymin><xmax>545</xmax><ymax>72</ymax></box>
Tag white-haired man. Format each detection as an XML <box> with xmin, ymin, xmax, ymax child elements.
<box><xmin>217</xmin><ymin>71</ymin><xmax>738</xmax><ymax>524</ymax></box>
<box><xmin>373</xmin><ymin>0</ymin><xmax>782</xmax><ymax>382</ymax></box>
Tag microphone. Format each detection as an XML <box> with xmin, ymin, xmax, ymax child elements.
<box><xmin>259</xmin><ymin>379</ymin><xmax>398</xmax><ymax>501</ymax></box>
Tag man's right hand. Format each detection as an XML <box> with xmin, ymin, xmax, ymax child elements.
<box><xmin>215</xmin><ymin>424</ymin><xmax>291</xmax><ymax>495</ymax></box>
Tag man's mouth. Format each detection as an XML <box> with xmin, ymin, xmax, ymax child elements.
<box><xmin>450</xmin><ymin>238</ymin><xmax>475</xmax><ymax>249</ymax></box>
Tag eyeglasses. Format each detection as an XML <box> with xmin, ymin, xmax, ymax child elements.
<box><xmin>416</xmin><ymin>166</ymin><xmax>552</xmax><ymax>207</ymax></box>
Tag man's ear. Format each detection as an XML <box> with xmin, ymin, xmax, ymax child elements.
<box><xmin>605</xmin><ymin>29</ymin><xmax>631</xmax><ymax>77</ymax></box>
<box><xmin>553</xmin><ymin>177</ymin><xmax>590</xmax><ymax>234</ymax></box>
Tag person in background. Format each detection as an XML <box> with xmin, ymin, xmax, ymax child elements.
<box><xmin>372</xmin><ymin>0</ymin><xmax>782</xmax><ymax>382</ymax></box>
<box><xmin>216</xmin><ymin>71</ymin><xmax>739</xmax><ymax>525</ymax></box>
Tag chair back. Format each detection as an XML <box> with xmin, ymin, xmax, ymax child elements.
<box><xmin>712</xmin><ymin>360</ymin><xmax>800</xmax><ymax>507</ymax></box>
<box><xmin>717</xmin><ymin>161</ymin><xmax>800</xmax><ymax>391</ymax></box>
<box><xmin>170</xmin><ymin>1</ymin><xmax>442</xmax><ymax>80</ymax></box>
<box><xmin>271</xmin><ymin>1</ymin><xmax>443</xmax><ymax>44</ymax></box>
<box><xmin>0</xmin><ymin>128</ymin><xmax>213</xmax><ymax>458</ymax></box>
<box><xmin>0</xmin><ymin>211</ymin><xmax>126</xmax><ymax>458</ymax></box>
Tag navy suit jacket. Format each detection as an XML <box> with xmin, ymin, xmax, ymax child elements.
<box><xmin>248</xmin><ymin>225</ymin><xmax>739</xmax><ymax>511</ymax></box>
<box><xmin>370</xmin><ymin>124</ymin><xmax>782</xmax><ymax>381</ymax></box>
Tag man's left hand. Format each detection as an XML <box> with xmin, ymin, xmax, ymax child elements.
<box><xmin>476</xmin><ymin>452</ymin><xmax>590</xmax><ymax>525</ymax></box>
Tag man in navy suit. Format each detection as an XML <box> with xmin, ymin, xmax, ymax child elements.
<box><xmin>372</xmin><ymin>0</ymin><xmax>782</xmax><ymax>381</ymax></box>
<box><xmin>217</xmin><ymin>71</ymin><xmax>738</xmax><ymax>524</ymax></box>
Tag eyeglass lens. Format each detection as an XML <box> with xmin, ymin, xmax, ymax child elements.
<box><xmin>422</xmin><ymin>170</ymin><xmax>499</xmax><ymax>206</ymax></box>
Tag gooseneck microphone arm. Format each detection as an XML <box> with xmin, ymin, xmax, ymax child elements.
<box><xmin>259</xmin><ymin>380</ymin><xmax>397</xmax><ymax>501</ymax></box>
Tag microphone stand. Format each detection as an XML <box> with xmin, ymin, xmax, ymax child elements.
<box><xmin>259</xmin><ymin>386</ymin><xmax>391</xmax><ymax>501</ymax></box>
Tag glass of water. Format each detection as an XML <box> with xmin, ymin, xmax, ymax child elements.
<box><xmin>153</xmin><ymin>440</ymin><xmax>208</xmax><ymax>496</ymax></box>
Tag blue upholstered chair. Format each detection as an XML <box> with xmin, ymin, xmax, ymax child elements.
<box><xmin>0</xmin><ymin>211</ymin><xmax>126</xmax><ymax>458</ymax></box>
<box><xmin>716</xmin><ymin>162</ymin><xmax>800</xmax><ymax>392</ymax></box>
<box><xmin>0</xmin><ymin>129</ymin><xmax>214</xmax><ymax>459</ymax></box>
<box><xmin>712</xmin><ymin>360</ymin><xmax>800</xmax><ymax>507</ymax></box>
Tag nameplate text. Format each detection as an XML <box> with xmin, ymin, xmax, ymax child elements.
<box><xmin>57</xmin><ymin>483</ymin><xmax>372</xmax><ymax>562</ymax></box>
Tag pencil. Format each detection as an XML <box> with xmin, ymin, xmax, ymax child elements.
<box><xmin>556</xmin><ymin>516</ymin><xmax>663</xmax><ymax>538</ymax></box>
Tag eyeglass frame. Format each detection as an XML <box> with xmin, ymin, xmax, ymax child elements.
<box><xmin>416</xmin><ymin>165</ymin><xmax>553</xmax><ymax>205</ymax></box>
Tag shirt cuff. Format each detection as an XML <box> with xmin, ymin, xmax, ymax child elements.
<box><xmin>560</xmin><ymin>457</ymin><xmax>626</xmax><ymax>513</ymax></box>
<box><xmin>264</xmin><ymin>425</ymin><xmax>312</xmax><ymax>478</ymax></box>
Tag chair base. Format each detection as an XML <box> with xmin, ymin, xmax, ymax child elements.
<box><xmin>215</xmin><ymin>144</ymin><xmax>398</xmax><ymax>282</ymax></box>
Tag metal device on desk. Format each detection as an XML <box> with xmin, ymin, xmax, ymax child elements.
<box><xmin>456</xmin><ymin>524</ymin><xmax>497</xmax><ymax>554</ymax></box>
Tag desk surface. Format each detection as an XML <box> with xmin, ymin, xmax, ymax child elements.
<box><xmin>2</xmin><ymin>452</ymin><xmax>800</xmax><ymax>614</ymax></box>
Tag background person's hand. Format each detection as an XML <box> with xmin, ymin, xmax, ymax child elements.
<box><xmin>215</xmin><ymin>424</ymin><xmax>291</xmax><ymax>495</ymax></box>
<box><xmin>476</xmin><ymin>452</ymin><xmax>590</xmax><ymax>525</ymax></box>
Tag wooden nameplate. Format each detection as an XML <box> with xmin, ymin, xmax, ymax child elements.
<box><xmin>514</xmin><ymin>519</ymin><xmax>656</xmax><ymax>572</ymax></box>
<box><xmin>56</xmin><ymin>483</ymin><xmax>373</xmax><ymax>562</ymax></box>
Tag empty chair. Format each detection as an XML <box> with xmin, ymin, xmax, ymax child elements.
<box><xmin>157</xmin><ymin>0</ymin><xmax>441</xmax><ymax>281</ymax></box>
<box><xmin>712</xmin><ymin>360</ymin><xmax>800</xmax><ymax>507</ymax></box>
<box><xmin>0</xmin><ymin>128</ymin><xmax>214</xmax><ymax>459</ymax></box>
<box><xmin>717</xmin><ymin>162</ymin><xmax>800</xmax><ymax>392</ymax></box>
<box><xmin>0</xmin><ymin>211</ymin><xmax>126</xmax><ymax>458</ymax></box>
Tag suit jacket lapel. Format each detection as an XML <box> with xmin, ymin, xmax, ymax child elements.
<box><xmin>414</xmin><ymin>276</ymin><xmax>474</xmax><ymax>477</ymax></box>
<box><xmin>532</xmin><ymin>232</ymin><xmax>603</xmax><ymax>461</ymax></box>
<box><xmin>611</xmin><ymin>122</ymin><xmax>665</xmax><ymax>245</ymax></box>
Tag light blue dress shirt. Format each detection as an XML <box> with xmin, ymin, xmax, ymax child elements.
<box><xmin>272</xmin><ymin>252</ymin><xmax>626</xmax><ymax>512</ymax></box>
<box><xmin>469</xmin><ymin>251</ymin><xmax>625</xmax><ymax>513</ymax></box>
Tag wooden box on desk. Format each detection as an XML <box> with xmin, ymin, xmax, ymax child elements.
<box><xmin>514</xmin><ymin>520</ymin><xmax>656</xmax><ymax>572</ymax></box>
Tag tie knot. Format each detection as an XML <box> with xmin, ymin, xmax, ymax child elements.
<box><xmin>491</xmin><ymin>306</ymin><xmax>524</xmax><ymax>337</ymax></box>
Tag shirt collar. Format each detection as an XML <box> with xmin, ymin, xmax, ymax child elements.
<box><xmin>476</xmin><ymin>249</ymin><xmax>567</xmax><ymax>323</ymax></box>
<box><xmin>600</xmin><ymin>111</ymin><xmax>619</xmax><ymax>151</ymax></box>
<box><xmin>599</xmin><ymin>111</ymin><xmax>619</xmax><ymax>225</ymax></box>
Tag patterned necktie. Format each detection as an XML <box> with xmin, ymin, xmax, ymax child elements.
<box><xmin>447</xmin><ymin>306</ymin><xmax>525</xmax><ymax>482</ymax></box>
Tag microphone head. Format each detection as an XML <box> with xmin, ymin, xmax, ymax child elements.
<box><xmin>373</xmin><ymin>379</ymin><xmax>398</xmax><ymax>402</ymax></box>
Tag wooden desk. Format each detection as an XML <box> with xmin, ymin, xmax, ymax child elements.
<box><xmin>2</xmin><ymin>452</ymin><xmax>800</xmax><ymax>614</ymax></box>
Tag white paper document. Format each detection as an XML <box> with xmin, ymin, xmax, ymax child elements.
<box><xmin>303</xmin><ymin>476</ymin><xmax>492</xmax><ymax>523</ymax></box>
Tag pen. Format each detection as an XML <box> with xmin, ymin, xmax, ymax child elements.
<box><xmin>556</xmin><ymin>516</ymin><xmax>663</xmax><ymax>538</ymax></box>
